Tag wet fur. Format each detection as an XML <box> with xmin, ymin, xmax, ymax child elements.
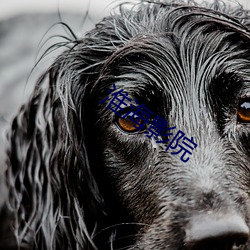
<box><xmin>2</xmin><ymin>0</ymin><xmax>250</xmax><ymax>249</ymax></box>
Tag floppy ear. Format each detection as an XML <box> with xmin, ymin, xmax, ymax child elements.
<box><xmin>2</xmin><ymin>18</ymin><xmax>123</xmax><ymax>249</ymax></box>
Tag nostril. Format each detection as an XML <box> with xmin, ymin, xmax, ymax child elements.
<box><xmin>235</xmin><ymin>236</ymin><xmax>248</xmax><ymax>248</ymax></box>
<box><xmin>185</xmin><ymin>213</ymin><xmax>249</xmax><ymax>250</ymax></box>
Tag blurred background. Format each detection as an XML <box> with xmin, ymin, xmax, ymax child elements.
<box><xmin>0</xmin><ymin>0</ymin><xmax>250</xmax><ymax>174</ymax></box>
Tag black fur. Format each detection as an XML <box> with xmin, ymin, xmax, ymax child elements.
<box><xmin>2</xmin><ymin>0</ymin><xmax>250</xmax><ymax>249</ymax></box>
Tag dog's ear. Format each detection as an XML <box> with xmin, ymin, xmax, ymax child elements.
<box><xmin>2</xmin><ymin>18</ymin><xmax>122</xmax><ymax>249</ymax></box>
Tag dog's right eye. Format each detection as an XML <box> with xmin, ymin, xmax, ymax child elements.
<box><xmin>116</xmin><ymin>116</ymin><xmax>144</xmax><ymax>133</ymax></box>
<box><xmin>237</xmin><ymin>99</ymin><xmax>250</xmax><ymax>123</ymax></box>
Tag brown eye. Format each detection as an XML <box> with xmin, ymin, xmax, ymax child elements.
<box><xmin>237</xmin><ymin>99</ymin><xmax>250</xmax><ymax>123</ymax></box>
<box><xmin>117</xmin><ymin>116</ymin><xmax>143</xmax><ymax>133</ymax></box>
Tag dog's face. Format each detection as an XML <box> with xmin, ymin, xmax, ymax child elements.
<box><xmin>4</xmin><ymin>1</ymin><xmax>250</xmax><ymax>250</ymax></box>
<box><xmin>85</xmin><ymin>3</ymin><xmax>250</xmax><ymax>249</ymax></box>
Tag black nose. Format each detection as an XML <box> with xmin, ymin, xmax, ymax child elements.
<box><xmin>185</xmin><ymin>213</ymin><xmax>249</xmax><ymax>250</ymax></box>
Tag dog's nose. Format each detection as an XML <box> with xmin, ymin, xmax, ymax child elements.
<box><xmin>185</xmin><ymin>213</ymin><xmax>249</xmax><ymax>250</ymax></box>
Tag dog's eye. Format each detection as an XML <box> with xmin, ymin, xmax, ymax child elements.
<box><xmin>237</xmin><ymin>99</ymin><xmax>250</xmax><ymax>123</ymax></box>
<box><xmin>117</xmin><ymin>116</ymin><xmax>143</xmax><ymax>133</ymax></box>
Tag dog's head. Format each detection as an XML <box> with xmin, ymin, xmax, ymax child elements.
<box><xmin>3</xmin><ymin>1</ymin><xmax>250</xmax><ymax>249</ymax></box>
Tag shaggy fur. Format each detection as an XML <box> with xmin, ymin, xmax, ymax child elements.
<box><xmin>2</xmin><ymin>0</ymin><xmax>250</xmax><ymax>249</ymax></box>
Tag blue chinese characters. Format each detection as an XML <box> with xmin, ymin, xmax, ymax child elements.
<box><xmin>100</xmin><ymin>84</ymin><xmax>197</xmax><ymax>162</ymax></box>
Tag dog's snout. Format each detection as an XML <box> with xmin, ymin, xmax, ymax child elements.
<box><xmin>185</xmin><ymin>213</ymin><xmax>249</xmax><ymax>250</ymax></box>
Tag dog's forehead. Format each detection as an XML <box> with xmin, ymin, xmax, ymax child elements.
<box><xmin>92</xmin><ymin>4</ymin><xmax>250</xmax><ymax>133</ymax></box>
<box><xmin>104</xmin><ymin>34</ymin><xmax>248</xmax><ymax>101</ymax></box>
<box><xmin>100</xmin><ymin>4</ymin><xmax>250</xmax><ymax>97</ymax></box>
<box><xmin>90</xmin><ymin>2</ymin><xmax>250</xmax><ymax>130</ymax></box>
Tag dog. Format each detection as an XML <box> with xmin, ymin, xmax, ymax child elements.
<box><xmin>1</xmin><ymin>0</ymin><xmax>250</xmax><ymax>249</ymax></box>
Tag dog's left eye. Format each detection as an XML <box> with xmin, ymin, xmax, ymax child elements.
<box><xmin>237</xmin><ymin>99</ymin><xmax>250</xmax><ymax>123</ymax></box>
<box><xmin>116</xmin><ymin>116</ymin><xmax>144</xmax><ymax>133</ymax></box>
